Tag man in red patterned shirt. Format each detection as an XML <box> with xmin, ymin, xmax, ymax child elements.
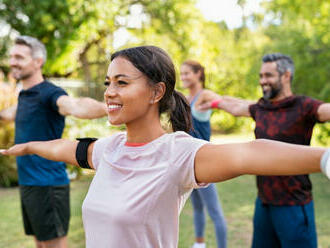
<box><xmin>195</xmin><ymin>53</ymin><xmax>330</xmax><ymax>248</ymax></box>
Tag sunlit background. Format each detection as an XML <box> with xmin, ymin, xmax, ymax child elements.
<box><xmin>0</xmin><ymin>1</ymin><xmax>329</xmax><ymax>247</ymax></box>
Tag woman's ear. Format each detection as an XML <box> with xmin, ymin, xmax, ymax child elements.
<box><xmin>150</xmin><ymin>82</ymin><xmax>166</xmax><ymax>104</ymax></box>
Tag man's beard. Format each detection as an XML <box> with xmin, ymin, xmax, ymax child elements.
<box><xmin>11</xmin><ymin>67</ymin><xmax>33</xmax><ymax>81</ymax></box>
<box><xmin>263</xmin><ymin>80</ymin><xmax>282</xmax><ymax>100</ymax></box>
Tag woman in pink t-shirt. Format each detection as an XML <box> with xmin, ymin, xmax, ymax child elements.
<box><xmin>1</xmin><ymin>46</ymin><xmax>329</xmax><ymax>248</ymax></box>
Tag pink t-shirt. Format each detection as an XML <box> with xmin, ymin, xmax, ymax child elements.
<box><xmin>82</xmin><ymin>131</ymin><xmax>208</xmax><ymax>248</ymax></box>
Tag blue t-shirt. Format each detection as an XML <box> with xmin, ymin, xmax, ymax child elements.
<box><xmin>189</xmin><ymin>92</ymin><xmax>211</xmax><ymax>141</ymax></box>
<box><xmin>15</xmin><ymin>81</ymin><xmax>69</xmax><ymax>186</ymax></box>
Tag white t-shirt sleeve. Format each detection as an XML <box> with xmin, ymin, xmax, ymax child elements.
<box><xmin>91</xmin><ymin>137</ymin><xmax>108</xmax><ymax>170</ymax></box>
<box><xmin>91</xmin><ymin>133</ymin><xmax>122</xmax><ymax>170</ymax></box>
<box><xmin>170</xmin><ymin>132</ymin><xmax>209</xmax><ymax>190</ymax></box>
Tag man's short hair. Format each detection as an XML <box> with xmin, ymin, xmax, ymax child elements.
<box><xmin>262</xmin><ymin>53</ymin><xmax>295</xmax><ymax>82</ymax></box>
<box><xmin>15</xmin><ymin>35</ymin><xmax>47</xmax><ymax>66</ymax></box>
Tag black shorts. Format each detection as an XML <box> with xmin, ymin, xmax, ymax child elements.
<box><xmin>19</xmin><ymin>184</ymin><xmax>70</xmax><ymax>241</ymax></box>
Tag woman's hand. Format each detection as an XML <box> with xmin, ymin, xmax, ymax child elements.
<box><xmin>0</xmin><ymin>143</ymin><xmax>29</xmax><ymax>156</ymax></box>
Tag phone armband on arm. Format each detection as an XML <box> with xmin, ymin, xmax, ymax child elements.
<box><xmin>75</xmin><ymin>138</ymin><xmax>98</xmax><ymax>169</ymax></box>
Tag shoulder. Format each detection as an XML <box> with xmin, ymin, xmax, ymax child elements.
<box><xmin>37</xmin><ymin>81</ymin><xmax>67</xmax><ymax>108</ymax></box>
<box><xmin>153</xmin><ymin>131</ymin><xmax>207</xmax><ymax>149</ymax></box>
<box><xmin>296</xmin><ymin>95</ymin><xmax>323</xmax><ymax>109</ymax></box>
<box><xmin>41</xmin><ymin>80</ymin><xmax>59</xmax><ymax>89</ymax></box>
<box><xmin>201</xmin><ymin>89</ymin><xmax>214</xmax><ymax>95</ymax></box>
<box><xmin>167</xmin><ymin>131</ymin><xmax>195</xmax><ymax>142</ymax></box>
<box><xmin>255</xmin><ymin>98</ymin><xmax>264</xmax><ymax>106</ymax></box>
<box><xmin>248</xmin><ymin>98</ymin><xmax>262</xmax><ymax>113</ymax></box>
<box><xmin>41</xmin><ymin>81</ymin><xmax>67</xmax><ymax>95</ymax></box>
<box><xmin>166</xmin><ymin>131</ymin><xmax>209</xmax><ymax>153</ymax></box>
<box><xmin>297</xmin><ymin>95</ymin><xmax>322</xmax><ymax>103</ymax></box>
<box><xmin>91</xmin><ymin>132</ymin><xmax>125</xmax><ymax>170</ymax></box>
<box><xmin>200</xmin><ymin>89</ymin><xmax>216</xmax><ymax>99</ymax></box>
<box><xmin>94</xmin><ymin>132</ymin><xmax>126</xmax><ymax>152</ymax></box>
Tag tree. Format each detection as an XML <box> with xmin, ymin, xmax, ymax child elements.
<box><xmin>0</xmin><ymin>0</ymin><xmax>203</xmax><ymax>83</ymax></box>
<box><xmin>251</xmin><ymin>0</ymin><xmax>330</xmax><ymax>145</ymax></box>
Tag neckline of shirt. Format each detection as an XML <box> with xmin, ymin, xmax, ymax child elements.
<box><xmin>121</xmin><ymin>132</ymin><xmax>170</xmax><ymax>150</ymax></box>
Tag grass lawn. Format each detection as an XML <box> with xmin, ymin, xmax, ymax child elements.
<box><xmin>0</xmin><ymin>134</ymin><xmax>329</xmax><ymax>247</ymax></box>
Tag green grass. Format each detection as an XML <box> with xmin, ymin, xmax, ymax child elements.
<box><xmin>0</xmin><ymin>134</ymin><xmax>329</xmax><ymax>248</ymax></box>
<box><xmin>0</xmin><ymin>175</ymin><xmax>92</xmax><ymax>248</ymax></box>
<box><xmin>1</xmin><ymin>174</ymin><xmax>329</xmax><ymax>248</ymax></box>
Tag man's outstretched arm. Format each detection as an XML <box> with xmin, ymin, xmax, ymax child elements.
<box><xmin>57</xmin><ymin>95</ymin><xmax>107</xmax><ymax>119</ymax></box>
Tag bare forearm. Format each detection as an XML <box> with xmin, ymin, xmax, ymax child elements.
<box><xmin>27</xmin><ymin>139</ymin><xmax>79</xmax><ymax>166</ymax></box>
<box><xmin>71</xmin><ymin>98</ymin><xmax>107</xmax><ymax>119</ymax></box>
<box><xmin>195</xmin><ymin>139</ymin><xmax>325</xmax><ymax>183</ymax></box>
<box><xmin>218</xmin><ymin>96</ymin><xmax>252</xmax><ymax>117</ymax></box>
<box><xmin>57</xmin><ymin>95</ymin><xmax>107</xmax><ymax>119</ymax></box>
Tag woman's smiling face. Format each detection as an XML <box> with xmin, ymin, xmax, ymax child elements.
<box><xmin>180</xmin><ymin>64</ymin><xmax>201</xmax><ymax>89</ymax></box>
<box><xmin>104</xmin><ymin>56</ymin><xmax>155</xmax><ymax>126</ymax></box>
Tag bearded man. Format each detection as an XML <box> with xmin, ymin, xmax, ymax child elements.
<box><xmin>195</xmin><ymin>53</ymin><xmax>330</xmax><ymax>248</ymax></box>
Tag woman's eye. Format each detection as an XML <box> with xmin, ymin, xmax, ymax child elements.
<box><xmin>104</xmin><ymin>81</ymin><xmax>110</xmax><ymax>86</ymax></box>
<box><xmin>118</xmin><ymin>80</ymin><xmax>128</xmax><ymax>85</ymax></box>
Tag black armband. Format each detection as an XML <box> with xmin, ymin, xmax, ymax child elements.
<box><xmin>75</xmin><ymin>138</ymin><xmax>98</xmax><ymax>169</ymax></box>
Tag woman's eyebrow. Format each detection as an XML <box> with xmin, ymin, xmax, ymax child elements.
<box><xmin>105</xmin><ymin>74</ymin><xmax>130</xmax><ymax>81</ymax></box>
<box><xmin>105</xmin><ymin>74</ymin><xmax>143</xmax><ymax>81</ymax></box>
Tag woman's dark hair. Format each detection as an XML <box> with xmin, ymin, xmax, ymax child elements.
<box><xmin>182</xmin><ymin>60</ymin><xmax>206</xmax><ymax>88</ymax></box>
<box><xmin>111</xmin><ymin>46</ymin><xmax>192</xmax><ymax>132</ymax></box>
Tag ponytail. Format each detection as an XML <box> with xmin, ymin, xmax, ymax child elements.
<box><xmin>169</xmin><ymin>90</ymin><xmax>192</xmax><ymax>132</ymax></box>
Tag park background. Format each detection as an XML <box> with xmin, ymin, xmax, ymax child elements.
<box><xmin>0</xmin><ymin>0</ymin><xmax>329</xmax><ymax>247</ymax></box>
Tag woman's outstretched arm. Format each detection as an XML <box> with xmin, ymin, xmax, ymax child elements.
<box><xmin>195</xmin><ymin>139</ymin><xmax>327</xmax><ymax>183</ymax></box>
<box><xmin>0</xmin><ymin>139</ymin><xmax>95</xmax><ymax>169</ymax></box>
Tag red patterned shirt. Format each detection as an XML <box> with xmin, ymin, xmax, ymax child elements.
<box><xmin>249</xmin><ymin>95</ymin><xmax>323</xmax><ymax>205</ymax></box>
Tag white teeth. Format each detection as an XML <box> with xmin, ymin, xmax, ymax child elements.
<box><xmin>108</xmin><ymin>104</ymin><xmax>121</xmax><ymax>110</ymax></box>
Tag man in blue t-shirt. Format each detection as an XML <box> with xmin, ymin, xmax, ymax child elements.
<box><xmin>0</xmin><ymin>36</ymin><xmax>107</xmax><ymax>248</ymax></box>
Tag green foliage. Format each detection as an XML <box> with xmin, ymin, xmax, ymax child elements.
<box><xmin>0</xmin><ymin>0</ymin><xmax>205</xmax><ymax>83</ymax></box>
<box><xmin>0</xmin><ymin>83</ymin><xmax>17</xmax><ymax>186</ymax></box>
<box><xmin>211</xmin><ymin>111</ymin><xmax>255</xmax><ymax>134</ymax></box>
<box><xmin>0</xmin><ymin>123</ymin><xmax>17</xmax><ymax>187</ymax></box>
<box><xmin>0</xmin><ymin>0</ymin><xmax>328</xmax><ymax>141</ymax></box>
<box><xmin>0</xmin><ymin>0</ymin><xmax>92</xmax><ymax>73</ymax></box>
<box><xmin>314</xmin><ymin>124</ymin><xmax>330</xmax><ymax>146</ymax></box>
<box><xmin>0</xmin><ymin>153</ymin><xmax>17</xmax><ymax>187</ymax></box>
<box><xmin>259</xmin><ymin>0</ymin><xmax>330</xmax><ymax>102</ymax></box>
